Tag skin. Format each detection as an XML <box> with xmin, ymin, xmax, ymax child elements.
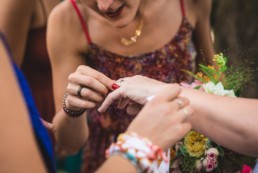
<box><xmin>0</xmin><ymin>37</ymin><xmax>192</xmax><ymax>172</ymax></box>
<box><xmin>0</xmin><ymin>0</ymin><xmax>60</xmax><ymax>67</ymax></box>
<box><xmin>99</xmin><ymin>75</ymin><xmax>258</xmax><ymax>157</ymax></box>
<box><xmin>0</xmin><ymin>0</ymin><xmax>60</xmax><ymax>130</ymax></box>
<box><xmin>48</xmin><ymin>0</ymin><xmax>214</xmax><ymax>153</ymax></box>
<box><xmin>0</xmin><ymin>36</ymin><xmax>47</xmax><ymax>173</ymax></box>
<box><xmin>97</xmin><ymin>85</ymin><xmax>193</xmax><ymax>173</ymax></box>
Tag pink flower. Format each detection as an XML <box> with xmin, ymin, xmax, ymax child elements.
<box><xmin>180</xmin><ymin>80</ymin><xmax>203</xmax><ymax>90</ymax></box>
<box><xmin>205</xmin><ymin>148</ymin><xmax>219</xmax><ymax>162</ymax></box>
<box><xmin>202</xmin><ymin>158</ymin><xmax>218</xmax><ymax>172</ymax></box>
<box><xmin>241</xmin><ymin>165</ymin><xmax>252</xmax><ymax>173</ymax></box>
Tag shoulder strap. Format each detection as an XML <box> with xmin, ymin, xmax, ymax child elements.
<box><xmin>179</xmin><ymin>0</ymin><xmax>186</xmax><ymax>17</ymax></box>
<box><xmin>70</xmin><ymin>0</ymin><xmax>92</xmax><ymax>44</ymax></box>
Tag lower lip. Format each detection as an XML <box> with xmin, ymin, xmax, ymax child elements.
<box><xmin>105</xmin><ymin>5</ymin><xmax>124</xmax><ymax>19</ymax></box>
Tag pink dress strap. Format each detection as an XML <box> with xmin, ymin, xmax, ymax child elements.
<box><xmin>70</xmin><ymin>0</ymin><xmax>92</xmax><ymax>44</ymax></box>
<box><xmin>179</xmin><ymin>0</ymin><xmax>186</xmax><ymax>17</ymax></box>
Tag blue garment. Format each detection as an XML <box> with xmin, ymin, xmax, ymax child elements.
<box><xmin>253</xmin><ymin>163</ymin><xmax>258</xmax><ymax>173</ymax></box>
<box><xmin>0</xmin><ymin>32</ymin><xmax>56</xmax><ymax>173</ymax></box>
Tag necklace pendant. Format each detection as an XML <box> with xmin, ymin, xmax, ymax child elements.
<box><xmin>120</xmin><ymin>37</ymin><xmax>134</xmax><ymax>46</ymax></box>
<box><xmin>120</xmin><ymin>18</ymin><xmax>144</xmax><ymax>46</ymax></box>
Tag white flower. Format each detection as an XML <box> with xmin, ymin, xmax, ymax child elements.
<box><xmin>202</xmin><ymin>82</ymin><xmax>236</xmax><ymax>97</ymax></box>
<box><xmin>195</xmin><ymin>159</ymin><xmax>203</xmax><ymax>171</ymax></box>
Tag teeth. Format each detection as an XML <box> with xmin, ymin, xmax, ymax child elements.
<box><xmin>106</xmin><ymin>5</ymin><xmax>123</xmax><ymax>15</ymax></box>
<box><xmin>107</xmin><ymin>8</ymin><xmax>119</xmax><ymax>14</ymax></box>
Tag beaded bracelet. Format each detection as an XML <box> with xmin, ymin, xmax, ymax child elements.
<box><xmin>62</xmin><ymin>92</ymin><xmax>86</xmax><ymax>117</ymax></box>
<box><xmin>106</xmin><ymin>132</ymin><xmax>168</xmax><ymax>173</ymax></box>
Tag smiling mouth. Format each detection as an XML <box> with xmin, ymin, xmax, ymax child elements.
<box><xmin>104</xmin><ymin>4</ymin><xmax>125</xmax><ymax>18</ymax></box>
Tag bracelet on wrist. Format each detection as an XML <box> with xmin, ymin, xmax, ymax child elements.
<box><xmin>62</xmin><ymin>92</ymin><xmax>86</xmax><ymax>117</ymax></box>
<box><xmin>106</xmin><ymin>132</ymin><xmax>168</xmax><ymax>173</ymax></box>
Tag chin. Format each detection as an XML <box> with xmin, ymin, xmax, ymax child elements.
<box><xmin>106</xmin><ymin>15</ymin><xmax>135</xmax><ymax>28</ymax></box>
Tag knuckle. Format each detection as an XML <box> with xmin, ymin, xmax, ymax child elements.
<box><xmin>67</xmin><ymin>73</ymin><xmax>73</xmax><ymax>81</ymax></box>
<box><xmin>83</xmin><ymin>77</ymin><xmax>94</xmax><ymax>85</ymax></box>
<box><xmin>183</xmin><ymin>97</ymin><xmax>190</xmax><ymax>106</ymax></box>
<box><xmin>66</xmin><ymin>84</ymin><xmax>73</xmax><ymax>93</ymax></box>
<box><xmin>77</xmin><ymin>65</ymin><xmax>85</xmax><ymax>72</ymax></box>
<box><xmin>94</xmin><ymin>73</ymin><xmax>104</xmax><ymax>81</ymax></box>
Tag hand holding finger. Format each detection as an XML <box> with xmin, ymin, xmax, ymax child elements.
<box><xmin>77</xmin><ymin>65</ymin><xmax>117</xmax><ymax>91</ymax></box>
<box><xmin>126</xmin><ymin>85</ymin><xmax>193</xmax><ymax>150</ymax></box>
<box><xmin>98</xmin><ymin>76</ymin><xmax>168</xmax><ymax>112</ymax></box>
<box><xmin>66</xmin><ymin>65</ymin><xmax>118</xmax><ymax>110</ymax></box>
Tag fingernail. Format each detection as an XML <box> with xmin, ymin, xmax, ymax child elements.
<box><xmin>111</xmin><ymin>83</ymin><xmax>120</xmax><ymax>90</ymax></box>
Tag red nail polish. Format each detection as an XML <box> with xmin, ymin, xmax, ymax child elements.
<box><xmin>111</xmin><ymin>83</ymin><xmax>120</xmax><ymax>90</ymax></box>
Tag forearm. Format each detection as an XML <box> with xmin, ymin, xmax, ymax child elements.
<box><xmin>181</xmin><ymin>88</ymin><xmax>258</xmax><ymax>156</ymax></box>
<box><xmin>0</xmin><ymin>39</ymin><xmax>46</xmax><ymax>172</ymax></box>
<box><xmin>96</xmin><ymin>155</ymin><xmax>136</xmax><ymax>173</ymax></box>
<box><xmin>53</xmin><ymin>110</ymin><xmax>89</xmax><ymax>154</ymax></box>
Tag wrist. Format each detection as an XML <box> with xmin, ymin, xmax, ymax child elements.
<box><xmin>62</xmin><ymin>92</ymin><xmax>86</xmax><ymax>117</ymax></box>
<box><xmin>106</xmin><ymin>132</ymin><xmax>168</xmax><ymax>173</ymax></box>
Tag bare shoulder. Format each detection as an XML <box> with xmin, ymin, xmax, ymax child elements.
<box><xmin>47</xmin><ymin>1</ymin><xmax>78</xmax><ymax>54</ymax></box>
<box><xmin>47</xmin><ymin>0</ymin><xmax>87</xmax><ymax>64</ymax></box>
<box><xmin>0</xmin><ymin>0</ymin><xmax>35</xmax><ymax>16</ymax></box>
<box><xmin>48</xmin><ymin>0</ymin><xmax>75</xmax><ymax>29</ymax></box>
<box><xmin>1</xmin><ymin>0</ymin><xmax>35</xmax><ymax>9</ymax></box>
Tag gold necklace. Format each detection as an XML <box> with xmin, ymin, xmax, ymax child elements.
<box><xmin>120</xmin><ymin>18</ymin><xmax>144</xmax><ymax>46</ymax></box>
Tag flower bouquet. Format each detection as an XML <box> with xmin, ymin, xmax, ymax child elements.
<box><xmin>170</xmin><ymin>53</ymin><xmax>256</xmax><ymax>173</ymax></box>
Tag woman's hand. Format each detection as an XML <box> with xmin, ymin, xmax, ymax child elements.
<box><xmin>126</xmin><ymin>84</ymin><xmax>193</xmax><ymax>150</ymax></box>
<box><xmin>98</xmin><ymin>75</ymin><xmax>166</xmax><ymax>113</ymax></box>
<box><xmin>65</xmin><ymin>65</ymin><xmax>116</xmax><ymax>111</ymax></box>
<box><xmin>40</xmin><ymin>118</ymin><xmax>54</xmax><ymax>133</ymax></box>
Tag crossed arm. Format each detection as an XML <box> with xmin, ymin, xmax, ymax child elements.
<box><xmin>98</xmin><ymin>75</ymin><xmax>258</xmax><ymax>157</ymax></box>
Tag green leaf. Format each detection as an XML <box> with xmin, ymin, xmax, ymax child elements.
<box><xmin>217</xmin><ymin>146</ymin><xmax>224</xmax><ymax>157</ymax></box>
<box><xmin>179</xmin><ymin>146</ymin><xmax>188</xmax><ymax>156</ymax></box>
<box><xmin>199</xmin><ymin>64</ymin><xmax>217</xmax><ymax>74</ymax></box>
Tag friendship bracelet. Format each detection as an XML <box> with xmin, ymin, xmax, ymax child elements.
<box><xmin>62</xmin><ymin>92</ymin><xmax>86</xmax><ymax>117</ymax></box>
<box><xmin>106</xmin><ymin>132</ymin><xmax>168</xmax><ymax>173</ymax></box>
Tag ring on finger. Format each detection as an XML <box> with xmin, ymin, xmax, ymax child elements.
<box><xmin>182</xmin><ymin>108</ymin><xmax>189</xmax><ymax>120</ymax></box>
<box><xmin>175</xmin><ymin>99</ymin><xmax>184</xmax><ymax>109</ymax></box>
<box><xmin>77</xmin><ymin>86</ymin><xmax>84</xmax><ymax>98</ymax></box>
<box><xmin>116</xmin><ymin>78</ymin><xmax>125</xmax><ymax>86</ymax></box>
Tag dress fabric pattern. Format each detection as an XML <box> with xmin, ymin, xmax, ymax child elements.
<box><xmin>81</xmin><ymin>18</ymin><xmax>197</xmax><ymax>173</ymax></box>
<box><xmin>69</xmin><ymin>0</ymin><xmax>196</xmax><ymax>172</ymax></box>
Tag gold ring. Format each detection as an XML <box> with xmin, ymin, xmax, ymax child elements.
<box><xmin>175</xmin><ymin>99</ymin><xmax>183</xmax><ymax>109</ymax></box>
<box><xmin>183</xmin><ymin>108</ymin><xmax>189</xmax><ymax>120</ymax></box>
<box><xmin>116</xmin><ymin>79</ymin><xmax>125</xmax><ymax>86</ymax></box>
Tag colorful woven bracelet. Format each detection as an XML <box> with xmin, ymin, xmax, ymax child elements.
<box><xmin>62</xmin><ymin>92</ymin><xmax>86</xmax><ymax>117</ymax></box>
<box><xmin>106</xmin><ymin>132</ymin><xmax>168</xmax><ymax>173</ymax></box>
